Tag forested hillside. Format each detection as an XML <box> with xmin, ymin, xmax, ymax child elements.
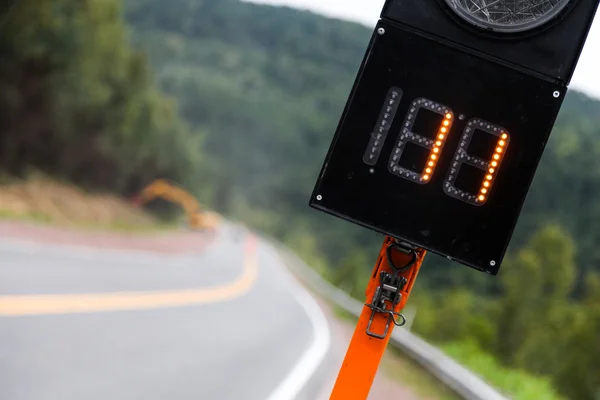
<box><xmin>121</xmin><ymin>2</ymin><xmax>600</xmax><ymax>397</ymax></box>
<box><xmin>0</xmin><ymin>0</ymin><xmax>202</xmax><ymax>198</ymax></box>
<box><xmin>123</xmin><ymin>0</ymin><xmax>379</xmax><ymax>274</ymax></box>
<box><xmin>3</xmin><ymin>0</ymin><xmax>600</xmax><ymax>397</ymax></box>
<box><xmin>123</xmin><ymin>0</ymin><xmax>600</xmax><ymax>289</ymax></box>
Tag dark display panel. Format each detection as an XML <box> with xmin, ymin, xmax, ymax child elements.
<box><xmin>310</xmin><ymin>21</ymin><xmax>565</xmax><ymax>274</ymax></box>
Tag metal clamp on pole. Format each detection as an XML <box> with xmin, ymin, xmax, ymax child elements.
<box><xmin>329</xmin><ymin>237</ymin><xmax>426</xmax><ymax>400</ymax></box>
<box><xmin>365</xmin><ymin>271</ymin><xmax>408</xmax><ymax>338</ymax></box>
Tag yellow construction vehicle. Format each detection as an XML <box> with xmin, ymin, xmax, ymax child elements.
<box><xmin>132</xmin><ymin>179</ymin><xmax>220</xmax><ymax>231</ymax></box>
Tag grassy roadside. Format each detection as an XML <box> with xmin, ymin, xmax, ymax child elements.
<box><xmin>0</xmin><ymin>174</ymin><xmax>176</xmax><ymax>233</ymax></box>
<box><xmin>277</xmin><ymin>244</ymin><xmax>462</xmax><ymax>400</ymax></box>
<box><xmin>333</xmin><ymin>307</ymin><xmax>563</xmax><ymax>400</ymax></box>
<box><xmin>332</xmin><ymin>306</ymin><xmax>460</xmax><ymax>400</ymax></box>
<box><xmin>440</xmin><ymin>341</ymin><xmax>564</xmax><ymax>400</ymax></box>
<box><xmin>383</xmin><ymin>348</ymin><xmax>460</xmax><ymax>400</ymax></box>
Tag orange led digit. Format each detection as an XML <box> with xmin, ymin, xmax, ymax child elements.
<box><xmin>388</xmin><ymin>98</ymin><xmax>454</xmax><ymax>185</ymax></box>
<box><xmin>443</xmin><ymin>119</ymin><xmax>510</xmax><ymax>206</ymax></box>
<box><xmin>421</xmin><ymin>111</ymin><xmax>453</xmax><ymax>182</ymax></box>
<box><xmin>474</xmin><ymin>131</ymin><xmax>510</xmax><ymax>203</ymax></box>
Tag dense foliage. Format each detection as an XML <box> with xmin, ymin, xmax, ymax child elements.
<box><xmin>123</xmin><ymin>0</ymin><xmax>381</xmax><ymax>273</ymax></box>
<box><xmin>121</xmin><ymin>0</ymin><xmax>600</xmax><ymax>290</ymax></box>
<box><xmin>0</xmin><ymin>0</ymin><xmax>203</xmax><ymax>197</ymax></box>
<box><xmin>122</xmin><ymin>2</ymin><xmax>600</xmax><ymax>398</ymax></box>
<box><xmin>4</xmin><ymin>0</ymin><xmax>600</xmax><ymax>397</ymax></box>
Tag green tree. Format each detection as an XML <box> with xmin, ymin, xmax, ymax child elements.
<box><xmin>496</xmin><ymin>226</ymin><xmax>576</xmax><ymax>377</ymax></box>
<box><xmin>123</xmin><ymin>0</ymin><xmax>600</xmax><ymax>297</ymax></box>
<box><xmin>0</xmin><ymin>0</ymin><xmax>201</xmax><ymax>200</ymax></box>
<box><xmin>554</xmin><ymin>276</ymin><xmax>600</xmax><ymax>399</ymax></box>
<box><xmin>330</xmin><ymin>250</ymin><xmax>371</xmax><ymax>300</ymax></box>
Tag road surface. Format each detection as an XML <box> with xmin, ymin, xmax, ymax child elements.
<box><xmin>0</xmin><ymin>225</ymin><xmax>331</xmax><ymax>400</ymax></box>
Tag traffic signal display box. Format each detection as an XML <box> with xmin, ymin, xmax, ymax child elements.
<box><xmin>310</xmin><ymin>21</ymin><xmax>565</xmax><ymax>274</ymax></box>
<box><xmin>382</xmin><ymin>0</ymin><xmax>599</xmax><ymax>84</ymax></box>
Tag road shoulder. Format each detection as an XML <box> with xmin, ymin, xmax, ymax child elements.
<box><xmin>0</xmin><ymin>220</ymin><xmax>215</xmax><ymax>254</ymax></box>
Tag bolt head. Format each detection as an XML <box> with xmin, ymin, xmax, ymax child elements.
<box><xmin>553</xmin><ymin>91</ymin><xmax>561</xmax><ymax>98</ymax></box>
<box><xmin>490</xmin><ymin>260</ymin><xmax>496</xmax><ymax>267</ymax></box>
<box><xmin>377</xmin><ymin>27</ymin><xmax>385</xmax><ymax>35</ymax></box>
<box><xmin>316</xmin><ymin>195</ymin><xmax>323</xmax><ymax>201</ymax></box>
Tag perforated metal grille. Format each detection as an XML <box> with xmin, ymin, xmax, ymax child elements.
<box><xmin>444</xmin><ymin>0</ymin><xmax>572</xmax><ymax>32</ymax></box>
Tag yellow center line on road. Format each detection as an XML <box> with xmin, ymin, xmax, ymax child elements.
<box><xmin>0</xmin><ymin>236</ymin><xmax>258</xmax><ymax>317</ymax></box>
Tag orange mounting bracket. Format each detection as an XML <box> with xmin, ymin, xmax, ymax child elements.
<box><xmin>330</xmin><ymin>236</ymin><xmax>426</xmax><ymax>400</ymax></box>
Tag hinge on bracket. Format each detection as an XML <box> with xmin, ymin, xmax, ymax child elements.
<box><xmin>364</xmin><ymin>270</ymin><xmax>408</xmax><ymax>339</ymax></box>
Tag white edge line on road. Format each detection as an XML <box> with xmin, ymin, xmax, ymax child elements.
<box><xmin>1</xmin><ymin>226</ymin><xmax>331</xmax><ymax>399</ymax></box>
<box><xmin>265</xmin><ymin>247</ymin><xmax>332</xmax><ymax>400</ymax></box>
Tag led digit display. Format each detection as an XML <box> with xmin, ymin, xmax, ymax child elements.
<box><xmin>310</xmin><ymin>19</ymin><xmax>572</xmax><ymax>274</ymax></box>
<box><xmin>444</xmin><ymin>119</ymin><xmax>510</xmax><ymax>205</ymax></box>
<box><xmin>388</xmin><ymin>98</ymin><xmax>454</xmax><ymax>184</ymax></box>
<box><xmin>363</xmin><ymin>87</ymin><xmax>403</xmax><ymax>165</ymax></box>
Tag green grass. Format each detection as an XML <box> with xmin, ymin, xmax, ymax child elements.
<box><xmin>0</xmin><ymin>208</ymin><xmax>178</xmax><ymax>234</ymax></box>
<box><xmin>332</xmin><ymin>305</ymin><xmax>359</xmax><ymax>322</ymax></box>
<box><xmin>383</xmin><ymin>347</ymin><xmax>461</xmax><ymax>400</ymax></box>
<box><xmin>0</xmin><ymin>209</ymin><xmax>54</xmax><ymax>224</ymax></box>
<box><xmin>332</xmin><ymin>303</ymin><xmax>561</xmax><ymax>400</ymax></box>
<box><xmin>441</xmin><ymin>340</ymin><xmax>565</xmax><ymax>400</ymax></box>
<box><xmin>0</xmin><ymin>172</ymin><xmax>183</xmax><ymax>234</ymax></box>
<box><xmin>71</xmin><ymin>219</ymin><xmax>180</xmax><ymax>234</ymax></box>
<box><xmin>331</xmin><ymin>305</ymin><xmax>460</xmax><ymax>400</ymax></box>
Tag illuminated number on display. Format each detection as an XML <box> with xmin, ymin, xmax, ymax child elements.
<box><xmin>443</xmin><ymin>119</ymin><xmax>510</xmax><ymax>206</ymax></box>
<box><xmin>363</xmin><ymin>87</ymin><xmax>403</xmax><ymax>165</ymax></box>
<box><xmin>388</xmin><ymin>98</ymin><xmax>454</xmax><ymax>184</ymax></box>
<box><xmin>360</xmin><ymin>87</ymin><xmax>510</xmax><ymax>206</ymax></box>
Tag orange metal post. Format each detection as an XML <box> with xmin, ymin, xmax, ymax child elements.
<box><xmin>330</xmin><ymin>236</ymin><xmax>426</xmax><ymax>400</ymax></box>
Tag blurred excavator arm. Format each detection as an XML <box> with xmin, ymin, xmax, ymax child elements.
<box><xmin>133</xmin><ymin>179</ymin><xmax>219</xmax><ymax>231</ymax></box>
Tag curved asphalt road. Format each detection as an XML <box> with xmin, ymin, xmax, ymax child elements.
<box><xmin>0</xmin><ymin>225</ymin><xmax>331</xmax><ymax>400</ymax></box>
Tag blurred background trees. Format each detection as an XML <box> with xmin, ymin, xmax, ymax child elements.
<box><xmin>2</xmin><ymin>0</ymin><xmax>600</xmax><ymax>398</ymax></box>
<box><xmin>0</xmin><ymin>0</ymin><xmax>202</xmax><ymax>198</ymax></box>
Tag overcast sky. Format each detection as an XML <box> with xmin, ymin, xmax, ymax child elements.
<box><xmin>247</xmin><ymin>0</ymin><xmax>600</xmax><ymax>100</ymax></box>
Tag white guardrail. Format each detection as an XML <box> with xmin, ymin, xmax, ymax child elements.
<box><xmin>274</xmin><ymin>242</ymin><xmax>509</xmax><ymax>400</ymax></box>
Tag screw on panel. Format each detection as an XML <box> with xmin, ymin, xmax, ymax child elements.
<box><xmin>377</xmin><ymin>27</ymin><xmax>386</xmax><ymax>35</ymax></box>
<box><xmin>369</xmin><ymin>168</ymin><xmax>375</xmax><ymax>174</ymax></box>
<box><xmin>490</xmin><ymin>260</ymin><xmax>496</xmax><ymax>267</ymax></box>
<box><xmin>316</xmin><ymin>195</ymin><xmax>323</xmax><ymax>201</ymax></box>
<box><xmin>553</xmin><ymin>91</ymin><xmax>561</xmax><ymax>98</ymax></box>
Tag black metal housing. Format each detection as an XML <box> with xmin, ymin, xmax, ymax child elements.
<box><xmin>382</xmin><ymin>0</ymin><xmax>599</xmax><ymax>84</ymax></box>
<box><xmin>309</xmin><ymin>21</ymin><xmax>565</xmax><ymax>274</ymax></box>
